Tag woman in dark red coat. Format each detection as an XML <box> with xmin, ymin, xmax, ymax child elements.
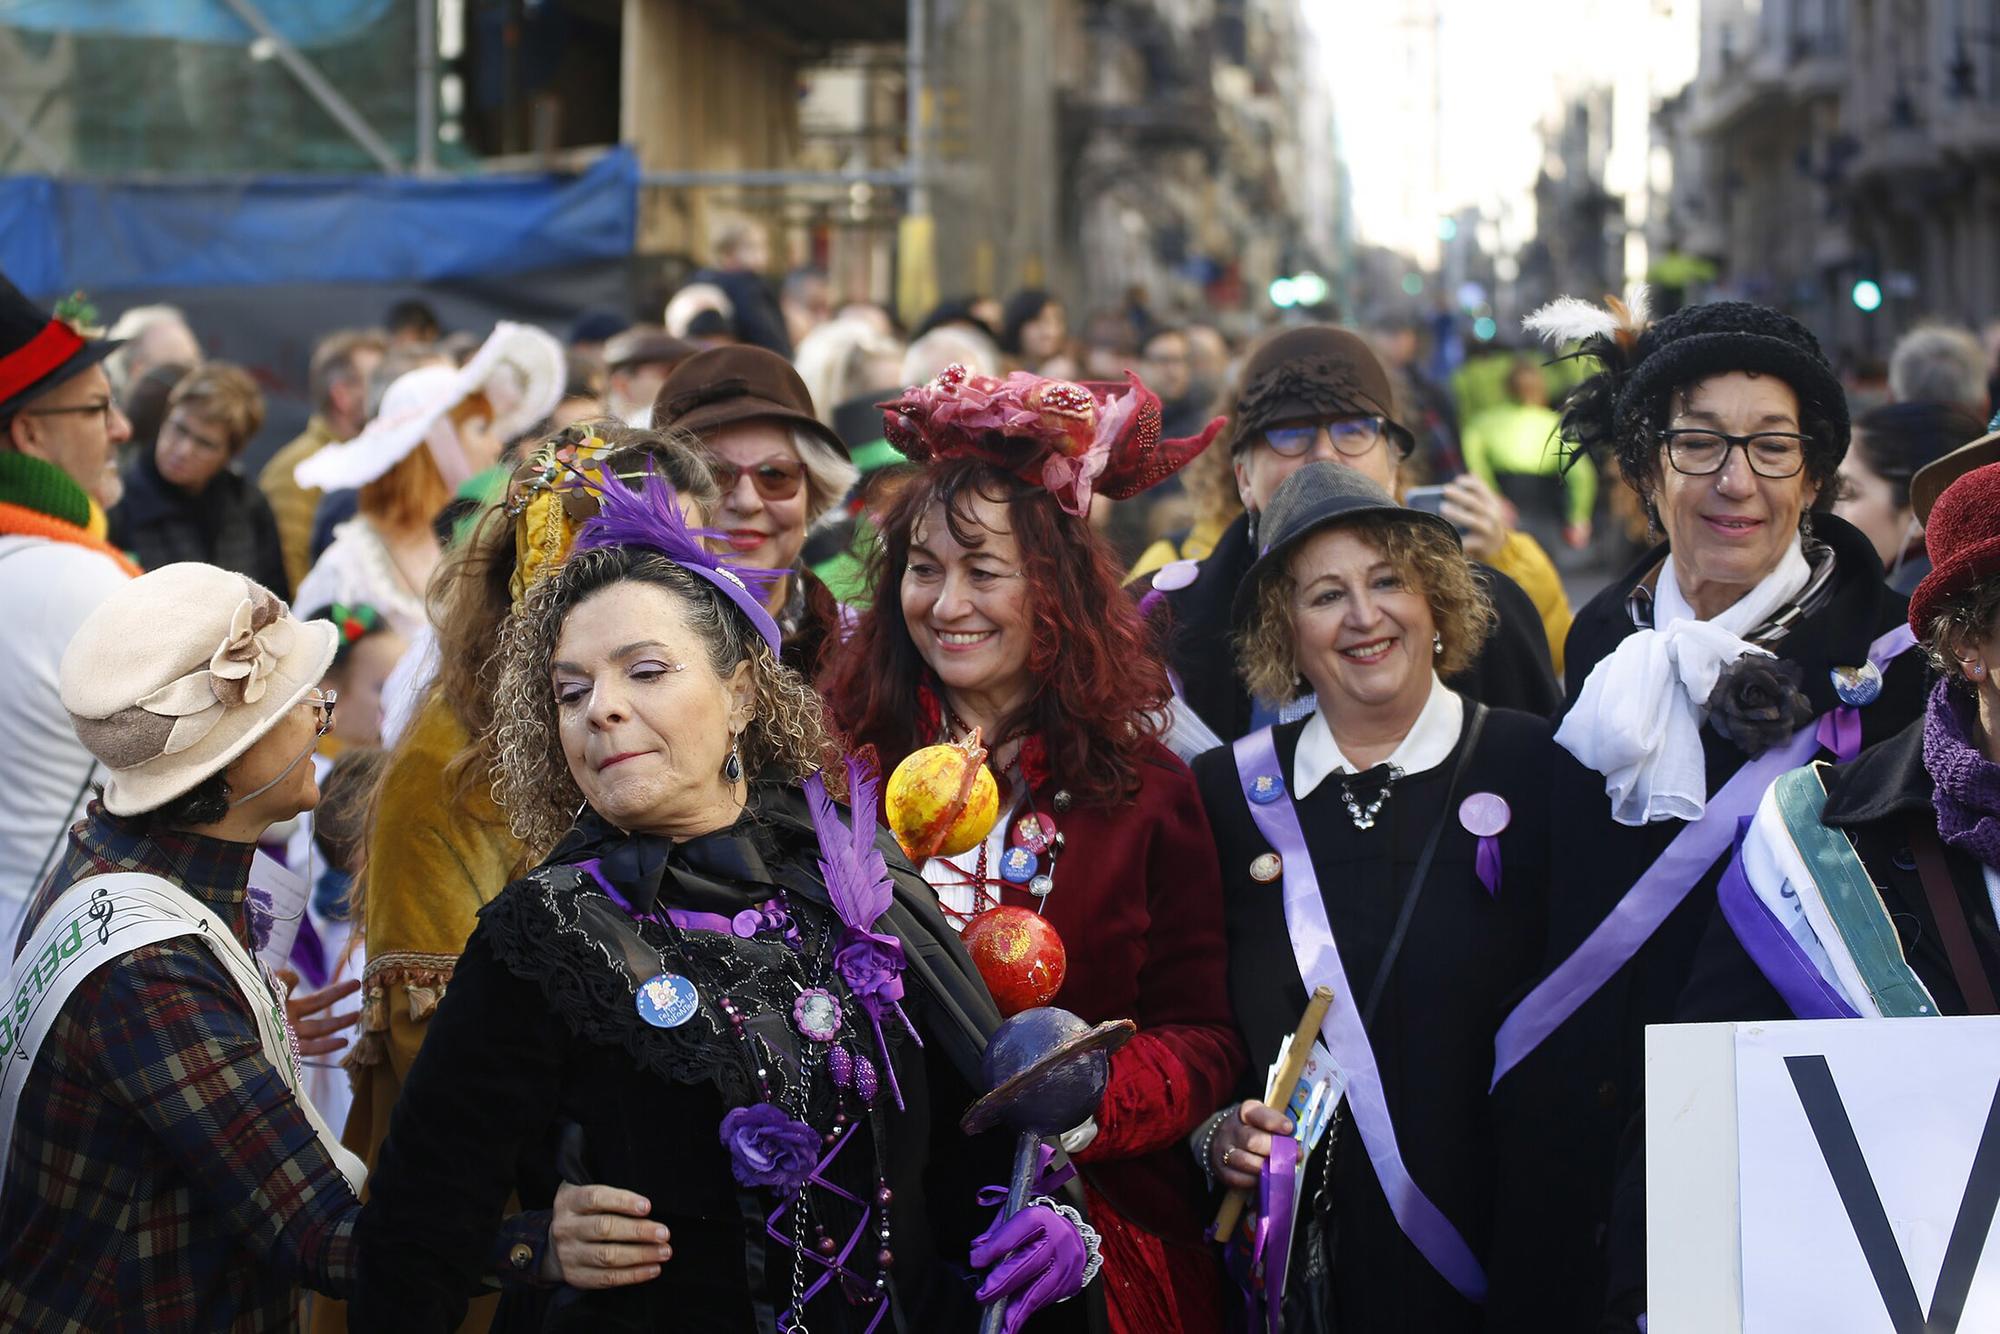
<box><xmin>819</xmin><ymin>363</ymin><xmax>1243</xmax><ymax>1333</ymax></box>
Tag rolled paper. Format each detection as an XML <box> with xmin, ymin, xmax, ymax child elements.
<box><xmin>1211</xmin><ymin>985</ymin><xmax>1333</xmax><ymax>1241</ymax></box>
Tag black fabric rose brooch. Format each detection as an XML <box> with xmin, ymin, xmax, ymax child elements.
<box><xmin>1705</xmin><ymin>654</ymin><xmax>1813</xmax><ymax>755</ymax></box>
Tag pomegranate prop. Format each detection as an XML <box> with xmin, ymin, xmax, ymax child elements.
<box><xmin>961</xmin><ymin>905</ymin><xmax>1068</xmax><ymax>1016</ymax></box>
<box><xmin>885</xmin><ymin>730</ymin><xmax>1000</xmax><ymax>861</ymax></box>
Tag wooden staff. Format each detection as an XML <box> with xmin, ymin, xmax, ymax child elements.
<box><xmin>1211</xmin><ymin>985</ymin><xmax>1334</xmax><ymax>1240</ymax></box>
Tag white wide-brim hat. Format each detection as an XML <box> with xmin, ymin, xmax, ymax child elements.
<box><xmin>61</xmin><ymin>563</ymin><xmax>339</xmax><ymax>816</ymax></box>
<box><xmin>294</xmin><ymin>321</ymin><xmax>565</xmax><ymax>492</ymax></box>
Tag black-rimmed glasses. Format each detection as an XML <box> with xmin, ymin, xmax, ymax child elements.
<box><xmin>20</xmin><ymin>399</ymin><xmax>117</xmax><ymax>426</ymax></box>
<box><xmin>1262</xmin><ymin>416</ymin><xmax>1389</xmax><ymax>459</ymax></box>
<box><xmin>1660</xmin><ymin>429</ymin><xmax>1811</xmax><ymax>479</ymax></box>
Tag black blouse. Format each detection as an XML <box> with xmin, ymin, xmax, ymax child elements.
<box><xmin>1192</xmin><ymin>703</ymin><xmax>1557</xmax><ymax>1334</ymax></box>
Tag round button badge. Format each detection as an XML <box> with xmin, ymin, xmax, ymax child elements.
<box><xmin>1457</xmin><ymin>792</ymin><xmax>1511</xmax><ymax>839</ymax></box>
<box><xmin>635</xmin><ymin>972</ymin><xmax>700</xmax><ymax>1028</ymax></box>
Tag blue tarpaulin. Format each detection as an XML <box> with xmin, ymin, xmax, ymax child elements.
<box><xmin>0</xmin><ymin>146</ymin><xmax>640</xmax><ymax>296</ymax></box>
<box><xmin>0</xmin><ymin>0</ymin><xmax>394</xmax><ymax>47</ymax></box>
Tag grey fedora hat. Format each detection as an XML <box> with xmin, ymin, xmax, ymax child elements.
<box><xmin>1232</xmin><ymin>460</ymin><xmax>1461</xmax><ymax>624</ymax></box>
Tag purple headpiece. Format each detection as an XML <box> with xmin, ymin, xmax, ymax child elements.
<box><xmin>571</xmin><ymin>469</ymin><xmax>784</xmax><ymax>653</ymax></box>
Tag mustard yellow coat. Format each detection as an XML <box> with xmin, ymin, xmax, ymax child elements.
<box><xmin>313</xmin><ymin>696</ymin><xmax>523</xmax><ymax>1334</ymax></box>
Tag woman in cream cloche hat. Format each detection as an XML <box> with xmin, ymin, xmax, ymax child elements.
<box><xmin>0</xmin><ymin>562</ymin><xmax>653</xmax><ymax>1328</ymax></box>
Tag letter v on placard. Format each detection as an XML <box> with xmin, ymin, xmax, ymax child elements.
<box><xmin>1785</xmin><ymin>1054</ymin><xmax>2000</xmax><ymax>1334</ymax></box>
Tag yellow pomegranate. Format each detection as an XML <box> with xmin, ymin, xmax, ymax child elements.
<box><xmin>886</xmin><ymin>730</ymin><xmax>1000</xmax><ymax>861</ymax></box>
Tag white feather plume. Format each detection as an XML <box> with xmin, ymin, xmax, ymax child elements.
<box><xmin>1522</xmin><ymin>283</ymin><xmax>1655</xmax><ymax>348</ymax></box>
<box><xmin>1619</xmin><ymin>282</ymin><xmax>1653</xmax><ymax>330</ymax></box>
<box><xmin>1522</xmin><ymin>297</ymin><xmax>1619</xmax><ymax>347</ymax></box>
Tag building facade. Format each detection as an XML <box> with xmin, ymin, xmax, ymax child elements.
<box><xmin>1666</xmin><ymin>0</ymin><xmax>2000</xmax><ymax>361</ymax></box>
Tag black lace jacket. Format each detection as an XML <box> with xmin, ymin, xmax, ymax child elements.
<box><xmin>350</xmin><ymin>784</ymin><xmax>1080</xmax><ymax>1334</ymax></box>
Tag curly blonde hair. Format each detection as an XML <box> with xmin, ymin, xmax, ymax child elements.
<box><xmin>491</xmin><ymin>546</ymin><xmax>836</xmax><ymax>857</ymax></box>
<box><xmin>1235</xmin><ymin>513</ymin><xmax>1496</xmax><ymax>706</ymax></box>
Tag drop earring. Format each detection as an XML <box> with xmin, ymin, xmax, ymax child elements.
<box><xmin>723</xmin><ymin>742</ymin><xmax>743</xmax><ymax>783</ymax></box>
<box><xmin>1432</xmin><ymin>632</ymin><xmax>1444</xmax><ymax>656</ymax></box>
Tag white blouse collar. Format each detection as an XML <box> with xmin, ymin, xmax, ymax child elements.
<box><xmin>1293</xmin><ymin>673</ymin><xmax>1463</xmax><ymax>799</ymax></box>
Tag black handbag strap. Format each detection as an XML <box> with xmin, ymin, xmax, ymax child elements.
<box><xmin>1908</xmin><ymin>817</ymin><xmax>1999</xmax><ymax>1016</ymax></box>
<box><xmin>1359</xmin><ymin>702</ymin><xmax>1489</xmax><ymax>1027</ymax></box>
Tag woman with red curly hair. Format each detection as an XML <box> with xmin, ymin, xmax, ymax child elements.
<box><xmin>819</xmin><ymin>364</ymin><xmax>1244</xmax><ymax>1334</ymax></box>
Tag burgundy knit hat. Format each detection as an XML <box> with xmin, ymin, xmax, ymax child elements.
<box><xmin>1908</xmin><ymin>462</ymin><xmax>2000</xmax><ymax>636</ymax></box>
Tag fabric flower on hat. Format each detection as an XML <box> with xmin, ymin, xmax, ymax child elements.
<box><xmin>207</xmin><ymin>594</ymin><xmax>296</xmax><ymax>707</ymax></box>
<box><xmin>135</xmin><ymin>589</ymin><xmax>295</xmax><ymax>755</ymax></box>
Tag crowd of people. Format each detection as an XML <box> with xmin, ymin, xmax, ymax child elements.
<box><xmin>1</xmin><ymin>225</ymin><xmax>1998</xmax><ymax>1334</ymax></box>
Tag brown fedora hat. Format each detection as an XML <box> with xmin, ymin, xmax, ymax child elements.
<box><xmin>650</xmin><ymin>345</ymin><xmax>849</xmax><ymax>458</ymax></box>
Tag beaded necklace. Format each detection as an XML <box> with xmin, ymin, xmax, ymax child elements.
<box><xmin>929</xmin><ymin>707</ymin><xmax>1069</xmax><ymax>931</ymax></box>
<box><xmin>647</xmin><ymin>886</ymin><xmax>900</xmax><ymax>1330</ymax></box>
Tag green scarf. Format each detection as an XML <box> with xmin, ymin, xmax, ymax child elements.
<box><xmin>0</xmin><ymin>451</ymin><xmax>93</xmax><ymax>528</ymax></box>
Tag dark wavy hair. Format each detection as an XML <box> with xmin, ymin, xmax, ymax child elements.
<box><xmin>1851</xmin><ymin>401</ymin><xmax>1988</xmax><ymax>513</ymax></box>
<box><xmin>819</xmin><ymin>460</ymin><xmax>1170</xmax><ymax>804</ymax></box>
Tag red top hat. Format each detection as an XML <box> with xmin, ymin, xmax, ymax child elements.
<box><xmin>1909</xmin><ymin>461</ymin><xmax>2000</xmax><ymax>635</ymax></box>
<box><xmin>878</xmin><ymin>364</ymin><xmax>1223</xmax><ymax>517</ymax></box>
<box><xmin>0</xmin><ymin>273</ymin><xmax>123</xmax><ymax>421</ymax></box>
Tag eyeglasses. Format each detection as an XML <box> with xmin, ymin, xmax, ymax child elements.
<box><xmin>710</xmin><ymin>457</ymin><xmax>806</xmax><ymax>502</ymax></box>
<box><xmin>308</xmin><ymin>689</ymin><xmax>338</xmax><ymax>738</ymax></box>
<box><xmin>1660</xmin><ymin>429</ymin><xmax>1811</xmax><ymax>479</ymax></box>
<box><xmin>227</xmin><ymin>690</ymin><xmax>339</xmax><ymax>808</ymax></box>
<box><xmin>1262</xmin><ymin>416</ymin><xmax>1388</xmax><ymax>459</ymax></box>
<box><xmin>163</xmin><ymin>414</ymin><xmax>230</xmax><ymax>457</ymax></box>
<box><xmin>20</xmin><ymin>399</ymin><xmax>116</xmax><ymax>426</ymax></box>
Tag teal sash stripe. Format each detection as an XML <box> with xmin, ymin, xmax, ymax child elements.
<box><xmin>1771</xmin><ymin>766</ymin><xmax>1937</xmax><ymax>1018</ymax></box>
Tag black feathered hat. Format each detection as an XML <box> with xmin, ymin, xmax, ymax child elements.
<box><xmin>1524</xmin><ymin>289</ymin><xmax>1848</xmax><ymax>491</ymax></box>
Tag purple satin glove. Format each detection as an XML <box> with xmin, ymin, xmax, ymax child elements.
<box><xmin>971</xmin><ymin>1201</ymin><xmax>1089</xmax><ymax>1333</ymax></box>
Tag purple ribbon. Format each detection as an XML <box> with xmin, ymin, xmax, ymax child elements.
<box><xmin>1249</xmin><ymin>1134</ymin><xmax>1299</xmax><ymax>1333</ymax></box>
<box><xmin>763</xmin><ymin>1120</ymin><xmax>890</xmax><ymax>1333</ymax></box>
<box><xmin>1233</xmin><ymin>728</ymin><xmax>1488</xmax><ymax>1303</ymax></box>
<box><xmin>577</xmin><ymin>858</ymin><xmax>784</xmax><ymax>936</ymax></box>
<box><xmin>1489</xmin><ymin>624</ymin><xmax>1915</xmax><ymax>1088</ymax></box>
<box><xmin>1473</xmin><ymin>837</ymin><xmax>1502</xmax><ymax>897</ymax></box>
<box><xmin>1714</xmin><ymin>819</ymin><xmax>1861</xmax><ymax>1020</ymax></box>
<box><xmin>288</xmin><ymin>910</ymin><xmax>329</xmax><ymax>991</ymax></box>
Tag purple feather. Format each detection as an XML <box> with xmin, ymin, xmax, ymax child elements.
<box><xmin>804</xmin><ymin>759</ymin><xmax>894</xmax><ymax>934</ymax></box>
<box><xmin>572</xmin><ymin>468</ymin><xmax>779</xmax><ymax>591</ymax></box>
<box><xmin>569</xmin><ymin>466</ymin><xmax>785</xmax><ymax>651</ymax></box>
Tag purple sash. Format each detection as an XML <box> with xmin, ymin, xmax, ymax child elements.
<box><xmin>1713</xmin><ymin>823</ymin><xmax>1861</xmax><ymax>1020</ymax></box>
<box><xmin>1232</xmin><ymin>727</ymin><xmax>1488</xmax><ymax>1302</ymax></box>
<box><xmin>1488</xmin><ymin>624</ymin><xmax>1915</xmax><ymax>1086</ymax></box>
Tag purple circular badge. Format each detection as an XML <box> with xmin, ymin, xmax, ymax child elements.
<box><xmin>1151</xmin><ymin>559</ymin><xmax>1200</xmax><ymax>593</ymax></box>
<box><xmin>1457</xmin><ymin>792</ymin><xmax>1511</xmax><ymax>839</ymax></box>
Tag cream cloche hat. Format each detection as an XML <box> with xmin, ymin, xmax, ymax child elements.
<box><xmin>61</xmin><ymin>564</ymin><xmax>337</xmax><ymax>815</ymax></box>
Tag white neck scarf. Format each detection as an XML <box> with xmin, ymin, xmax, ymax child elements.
<box><xmin>1556</xmin><ymin>536</ymin><xmax>1811</xmax><ymax>825</ymax></box>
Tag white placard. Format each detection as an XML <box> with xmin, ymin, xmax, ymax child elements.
<box><xmin>1735</xmin><ymin>1017</ymin><xmax>2000</xmax><ymax>1334</ymax></box>
<box><xmin>1646</xmin><ymin>1022</ymin><xmax>1744</xmax><ymax>1334</ymax></box>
